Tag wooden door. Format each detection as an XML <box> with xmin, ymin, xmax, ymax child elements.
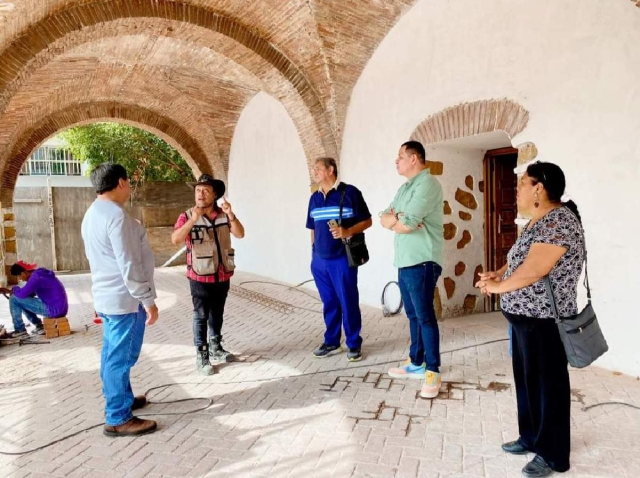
<box><xmin>483</xmin><ymin>148</ymin><xmax>518</xmax><ymax>311</ymax></box>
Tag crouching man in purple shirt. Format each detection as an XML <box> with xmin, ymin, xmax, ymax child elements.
<box><xmin>0</xmin><ymin>260</ymin><xmax>68</xmax><ymax>338</ymax></box>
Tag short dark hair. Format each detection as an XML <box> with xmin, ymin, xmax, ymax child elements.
<box><xmin>315</xmin><ymin>157</ymin><xmax>338</xmax><ymax>178</ymax></box>
<box><xmin>10</xmin><ymin>263</ymin><xmax>26</xmax><ymax>276</ymax></box>
<box><xmin>90</xmin><ymin>163</ymin><xmax>128</xmax><ymax>194</ymax></box>
<box><xmin>402</xmin><ymin>141</ymin><xmax>426</xmax><ymax>164</ymax></box>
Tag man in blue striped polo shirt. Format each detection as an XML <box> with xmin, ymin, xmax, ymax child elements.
<box><xmin>306</xmin><ymin>157</ymin><xmax>372</xmax><ymax>362</ymax></box>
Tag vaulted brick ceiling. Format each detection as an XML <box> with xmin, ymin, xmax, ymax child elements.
<box><xmin>0</xmin><ymin>0</ymin><xmax>414</xmax><ymax>205</ymax></box>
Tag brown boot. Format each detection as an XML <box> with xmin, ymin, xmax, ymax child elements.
<box><xmin>132</xmin><ymin>395</ymin><xmax>147</xmax><ymax>410</ymax></box>
<box><xmin>103</xmin><ymin>417</ymin><xmax>157</xmax><ymax>437</ymax></box>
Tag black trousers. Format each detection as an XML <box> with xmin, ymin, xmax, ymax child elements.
<box><xmin>504</xmin><ymin>312</ymin><xmax>571</xmax><ymax>473</ymax></box>
<box><xmin>190</xmin><ymin>279</ymin><xmax>230</xmax><ymax>347</ymax></box>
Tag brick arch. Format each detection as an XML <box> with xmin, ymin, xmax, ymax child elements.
<box><xmin>0</xmin><ymin>101</ymin><xmax>214</xmax><ymax>207</ymax></box>
<box><xmin>410</xmin><ymin>99</ymin><xmax>530</xmax><ymax>144</ymax></box>
<box><xmin>0</xmin><ymin>22</ymin><xmax>327</xmax><ymax>176</ymax></box>
<box><xmin>0</xmin><ymin>0</ymin><xmax>337</xmax><ymax>159</ymax></box>
<box><xmin>0</xmin><ymin>59</ymin><xmax>246</xmax><ymax>185</ymax></box>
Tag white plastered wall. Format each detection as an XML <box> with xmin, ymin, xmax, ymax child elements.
<box><xmin>339</xmin><ymin>0</ymin><xmax>640</xmax><ymax>375</ymax></box>
<box><xmin>228</xmin><ymin>92</ymin><xmax>312</xmax><ymax>286</ymax></box>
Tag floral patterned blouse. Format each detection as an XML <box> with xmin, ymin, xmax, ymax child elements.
<box><xmin>500</xmin><ymin>207</ymin><xmax>585</xmax><ymax>319</ymax></box>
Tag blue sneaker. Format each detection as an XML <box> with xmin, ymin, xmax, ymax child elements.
<box><xmin>313</xmin><ymin>343</ymin><xmax>343</xmax><ymax>358</ymax></box>
<box><xmin>388</xmin><ymin>359</ymin><xmax>426</xmax><ymax>380</ymax></box>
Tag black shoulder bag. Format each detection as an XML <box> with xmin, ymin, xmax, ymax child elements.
<box><xmin>544</xmin><ymin>225</ymin><xmax>608</xmax><ymax>368</ymax></box>
<box><xmin>338</xmin><ymin>186</ymin><xmax>369</xmax><ymax>268</ymax></box>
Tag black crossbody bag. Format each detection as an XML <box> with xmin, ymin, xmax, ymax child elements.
<box><xmin>543</xmin><ymin>214</ymin><xmax>608</xmax><ymax>368</ymax></box>
<box><xmin>338</xmin><ymin>186</ymin><xmax>369</xmax><ymax>268</ymax></box>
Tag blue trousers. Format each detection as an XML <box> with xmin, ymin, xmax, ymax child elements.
<box><xmin>398</xmin><ymin>261</ymin><xmax>442</xmax><ymax>373</ymax></box>
<box><xmin>311</xmin><ymin>253</ymin><xmax>363</xmax><ymax>349</ymax></box>
<box><xmin>9</xmin><ymin>295</ymin><xmax>46</xmax><ymax>332</ymax></box>
<box><xmin>98</xmin><ymin>305</ymin><xmax>146</xmax><ymax>426</ymax></box>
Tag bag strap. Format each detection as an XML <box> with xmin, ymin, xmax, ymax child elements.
<box><xmin>544</xmin><ymin>205</ymin><xmax>591</xmax><ymax>322</ymax></box>
<box><xmin>563</xmin><ymin>206</ymin><xmax>591</xmax><ymax>302</ymax></box>
<box><xmin>543</xmin><ymin>276</ymin><xmax>562</xmax><ymax>324</ymax></box>
<box><xmin>338</xmin><ymin>183</ymin><xmax>347</xmax><ymax>226</ymax></box>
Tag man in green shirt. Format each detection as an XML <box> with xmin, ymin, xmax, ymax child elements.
<box><xmin>380</xmin><ymin>140</ymin><xmax>444</xmax><ymax>399</ymax></box>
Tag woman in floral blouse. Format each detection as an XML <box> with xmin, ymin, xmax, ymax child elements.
<box><xmin>476</xmin><ymin>162</ymin><xmax>585</xmax><ymax>478</ymax></box>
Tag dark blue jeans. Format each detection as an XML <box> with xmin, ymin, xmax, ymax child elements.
<box><xmin>9</xmin><ymin>295</ymin><xmax>46</xmax><ymax>332</ymax></box>
<box><xmin>398</xmin><ymin>261</ymin><xmax>442</xmax><ymax>373</ymax></box>
<box><xmin>311</xmin><ymin>253</ymin><xmax>363</xmax><ymax>349</ymax></box>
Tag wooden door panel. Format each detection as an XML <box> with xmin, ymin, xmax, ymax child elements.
<box><xmin>484</xmin><ymin>148</ymin><xmax>518</xmax><ymax>311</ymax></box>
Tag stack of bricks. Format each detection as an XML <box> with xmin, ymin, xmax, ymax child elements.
<box><xmin>43</xmin><ymin>317</ymin><xmax>70</xmax><ymax>338</ymax></box>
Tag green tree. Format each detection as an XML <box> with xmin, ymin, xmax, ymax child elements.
<box><xmin>59</xmin><ymin>123</ymin><xmax>194</xmax><ymax>187</ymax></box>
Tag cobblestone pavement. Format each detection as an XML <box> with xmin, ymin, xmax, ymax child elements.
<box><xmin>0</xmin><ymin>268</ymin><xmax>639</xmax><ymax>478</ymax></box>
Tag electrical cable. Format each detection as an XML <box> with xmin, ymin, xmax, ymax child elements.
<box><xmin>3</xmin><ymin>278</ymin><xmax>637</xmax><ymax>457</ymax></box>
<box><xmin>0</xmin><ymin>338</ymin><xmax>509</xmax><ymax>456</ymax></box>
<box><xmin>381</xmin><ymin>281</ymin><xmax>403</xmax><ymax>317</ymax></box>
<box><xmin>582</xmin><ymin>401</ymin><xmax>640</xmax><ymax>412</ymax></box>
<box><xmin>0</xmin><ymin>384</ymin><xmax>214</xmax><ymax>456</ymax></box>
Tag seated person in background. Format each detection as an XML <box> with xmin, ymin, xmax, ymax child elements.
<box><xmin>0</xmin><ymin>260</ymin><xmax>69</xmax><ymax>338</ymax></box>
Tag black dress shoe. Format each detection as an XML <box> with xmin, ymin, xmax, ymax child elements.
<box><xmin>522</xmin><ymin>455</ymin><xmax>554</xmax><ymax>477</ymax></box>
<box><xmin>502</xmin><ymin>439</ymin><xmax>529</xmax><ymax>455</ymax></box>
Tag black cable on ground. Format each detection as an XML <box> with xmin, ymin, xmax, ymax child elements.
<box><xmin>0</xmin><ymin>385</ymin><xmax>214</xmax><ymax>456</ymax></box>
<box><xmin>582</xmin><ymin>401</ymin><xmax>640</xmax><ymax>412</ymax></box>
<box><xmin>0</xmin><ymin>339</ymin><xmax>507</xmax><ymax>456</ymax></box>
<box><xmin>381</xmin><ymin>281</ymin><xmax>403</xmax><ymax>317</ymax></box>
<box><xmin>4</xmin><ymin>277</ymin><xmax>638</xmax><ymax>457</ymax></box>
<box><xmin>3</xmin><ymin>336</ymin><xmax>638</xmax><ymax>456</ymax></box>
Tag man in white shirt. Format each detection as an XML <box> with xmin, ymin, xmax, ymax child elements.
<box><xmin>82</xmin><ymin>163</ymin><xmax>159</xmax><ymax>437</ymax></box>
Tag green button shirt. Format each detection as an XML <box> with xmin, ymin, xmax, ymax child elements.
<box><xmin>389</xmin><ymin>169</ymin><xmax>444</xmax><ymax>268</ymax></box>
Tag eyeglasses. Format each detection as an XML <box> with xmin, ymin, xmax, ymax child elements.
<box><xmin>533</xmin><ymin>161</ymin><xmax>547</xmax><ymax>184</ymax></box>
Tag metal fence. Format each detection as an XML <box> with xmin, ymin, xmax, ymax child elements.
<box><xmin>20</xmin><ymin>146</ymin><xmax>82</xmax><ymax>176</ymax></box>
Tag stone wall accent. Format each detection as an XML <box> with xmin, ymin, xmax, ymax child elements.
<box><xmin>2</xmin><ymin>207</ymin><xmax>17</xmax><ymax>285</ymax></box>
<box><xmin>426</xmin><ymin>160</ymin><xmax>443</xmax><ymax>175</ymax></box>
<box><xmin>444</xmin><ymin>223</ymin><xmax>458</xmax><ymax>240</ymax></box>
<box><xmin>457</xmin><ymin>230</ymin><xmax>472</xmax><ymax>250</ymax></box>
<box><xmin>465</xmin><ymin>175</ymin><xmax>474</xmax><ymax>190</ymax></box>
<box><xmin>473</xmin><ymin>265</ymin><xmax>484</xmax><ymax>287</ymax></box>
<box><xmin>410</xmin><ymin>98</ymin><xmax>531</xmax><ymax>319</ymax></box>
<box><xmin>463</xmin><ymin>294</ymin><xmax>478</xmax><ymax>313</ymax></box>
<box><xmin>444</xmin><ymin>278</ymin><xmax>455</xmax><ymax>299</ymax></box>
<box><xmin>410</xmin><ymin>98</ymin><xmax>530</xmax><ymax>144</ymax></box>
<box><xmin>455</xmin><ymin>188</ymin><xmax>478</xmax><ymax>210</ymax></box>
<box><xmin>434</xmin><ymin>287</ymin><xmax>442</xmax><ymax>320</ymax></box>
<box><xmin>517</xmin><ymin>142</ymin><xmax>539</xmax><ymax>165</ymax></box>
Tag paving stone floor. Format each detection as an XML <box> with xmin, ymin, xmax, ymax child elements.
<box><xmin>0</xmin><ymin>268</ymin><xmax>638</xmax><ymax>478</ymax></box>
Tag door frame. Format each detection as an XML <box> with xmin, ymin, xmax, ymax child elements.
<box><xmin>483</xmin><ymin>146</ymin><xmax>518</xmax><ymax>311</ymax></box>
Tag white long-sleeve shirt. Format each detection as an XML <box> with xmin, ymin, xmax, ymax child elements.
<box><xmin>81</xmin><ymin>198</ymin><xmax>156</xmax><ymax>314</ymax></box>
